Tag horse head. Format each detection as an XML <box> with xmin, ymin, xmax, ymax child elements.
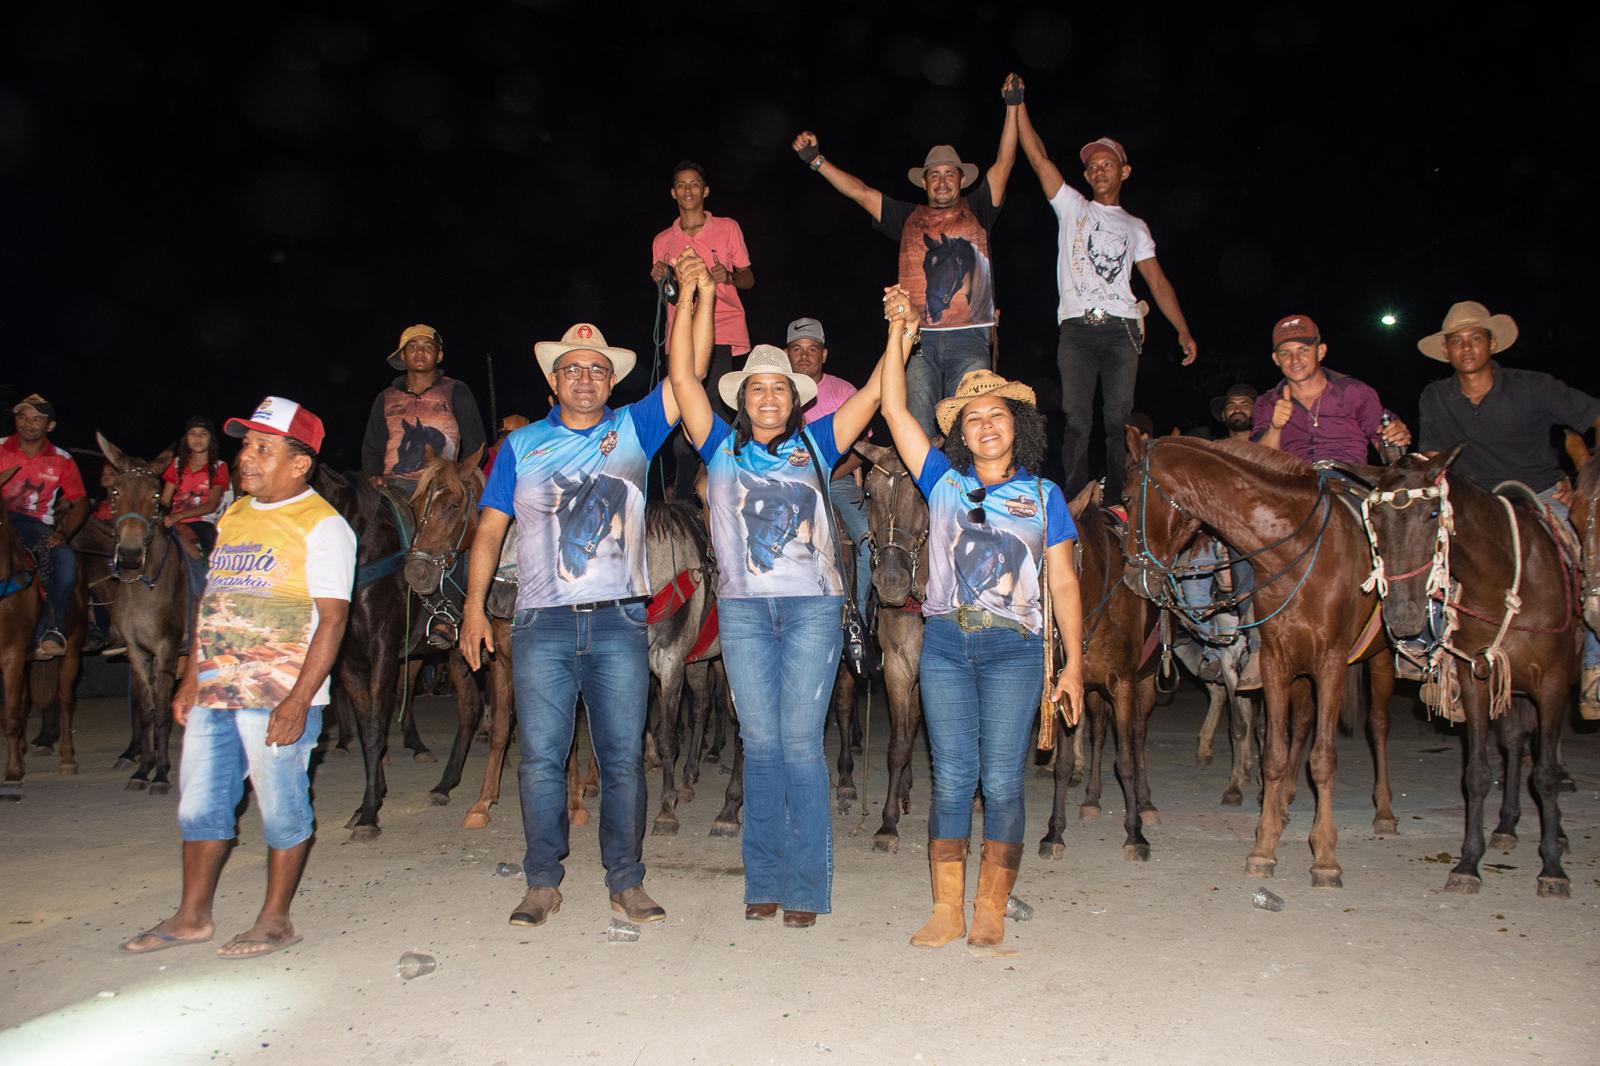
<box><xmin>1575</xmin><ymin>450</ymin><xmax>1600</xmax><ymax>634</ymax></box>
<box><xmin>98</xmin><ymin>431</ymin><xmax>174</xmax><ymax>572</ymax></box>
<box><xmin>1363</xmin><ymin>448</ymin><xmax>1461</xmax><ymax>640</ymax></box>
<box><xmin>1120</xmin><ymin>429</ymin><xmax>1202</xmax><ymax>589</ymax></box>
<box><xmin>858</xmin><ymin>442</ymin><xmax>926</xmax><ymax>607</ymax></box>
<box><xmin>921</xmin><ymin>233</ymin><xmax>974</xmax><ymax>325</ymax></box>
<box><xmin>404</xmin><ymin>445</ymin><xmax>485</xmax><ymax>595</ymax></box>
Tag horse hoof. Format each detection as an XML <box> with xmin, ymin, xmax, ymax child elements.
<box><xmin>1245</xmin><ymin>856</ymin><xmax>1276</xmax><ymax>879</ymax></box>
<box><xmin>1138</xmin><ymin>808</ymin><xmax>1161</xmax><ymax>827</ymax></box>
<box><xmin>1557</xmin><ymin>774</ymin><xmax>1576</xmax><ymax>794</ymax></box>
<box><xmin>428</xmin><ymin>791</ymin><xmax>450</xmax><ymax>806</ymax></box>
<box><xmin>1123</xmin><ymin>843</ymin><xmax>1151</xmax><ymax>863</ymax></box>
<box><xmin>1039</xmin><ymin>840</ymin><xmax>1065</xmax><ymax>860</ymax></box>
<box><xmin>113</xmin><ymin>758</ymin><xmax>135</xmax><ymax>770</ymax></box>
<box><xmin>125</xmin><ymin>779</ymin><xmax>148</xmax><ymax>792</ymax></box>
<box><xmin>1067</xmin><ymin>771</ymin><xmax>1083</xmax><ymax>788</ymax></box>
<box><xmin>1488</xmin><ymin>832</ymin><xmax>1517</xmax><ymax>851</ymax></box>
<box><xmin>1196</xmin><ymin>754</ymin><xmax>1214</xmax><ymax>768</ymax></box>
<box><xmin>837</xmin><ymin>786</ymin><xmax>858</xmax><ymax>803</ymax></box>
<box><xmin>1373</xmin><ymin>818</ymin><xmax>1399</xmax><ymax>838</ymax></box>
<box><xmin>1220</xmin><ymin>789</ymin><xmax>1243</xmax><ymax>807</ymax></box>
<box><xmin>58</xmin><ymin>764</ymin><xmax>78</xmax><ymax>776</ymax></box>
<box><xmin>570</xmin><ymin>809</ymin><xmax>590</xmax><ymax>827</ymax></box>
<box><xmin>349</xmin><ymin>825</ymin><xmax>381</xmax><ymax>843</ymax></box>
<box><xmin>1536</xmin><ymin>876</ymin><xmax>1571</xmax><ymax>899</ymax></box>
<box><xmin>837</xmin><ymin>802</ymin><xmax>852</xmax><ymax>816</ymax></box>
<box><xmin>149</xmin><ymin>781</ymin><xmax>171</xmax><ymax>796</ymax></box>
<box><xmin>676</xmin><ymin>786</ymin><xmax>695</xmax><ymax>804</ymax></box>
<box><xmin>334</xmin><ymin>745</ymin><xmax>351</xmax><ymax>756</ymax></box>
<box><xmin>412</xmin><ymin>751</ymin><xmax>437</xmax><ymax>764</ymax></box>
<box><xmin>1442</xmin><ymin>872</ymin><xmax>1481</xmax><ymax>894</ymax></box>
<box><xmin>719</xmin><ymin>764</ymin><xmax>733</xmax><ymax>776</ymax></box>
<box><xmin>709</xmin><ymin>819</ymin><xmax>740</xmax><ymax>838</ymax></box>
<box><xmin>462</xmin><ymin>811</ymin><xmax>490</xmax><ymax>830</ymax></box>
<box><xmin>31</xmin><ymin>744</ymin><xmax>53</xmax><ymax>757</ymax></box>
<box><xmin>652</xmin><ymin>815</ymin><xmax>679</xmax><ymax>836</ymax></box>
<box><xmin>1309</xmin><ymin>867</ymin><xmax>1343</xmax><ymax>888</ymax></box>
<box><xmin>872</xmin><ymin>836</ymin><xmax>899</xmax><ymax>854</ymax></box>
<box><xmin>1035</xmin><ymin>765</ymin><xmax>1055</xmax><ymax>778</ymax></box>
<box><xmin>1078</xmin><ymin>804</ymin><xmax>1101</xmax><ymax>821</ymax></box>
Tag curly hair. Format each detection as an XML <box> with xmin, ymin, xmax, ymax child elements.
<box><xmin>941</xmin><ymin>398</ymin><xmax>1047</xmax><ymax>476</ymax></box>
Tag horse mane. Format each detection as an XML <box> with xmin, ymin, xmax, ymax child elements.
<box><xmin>1577</xmin><ymin>455</ymin><xmax>1600</xmax><ymax>499</ymax></box>
<box><xmin>1198</xmin><ymin>438</ymin><xmax>1315</xmax><ymax>480</ymax></box>
<box><xmin>410</xmin><ymin>453</ymin><xmax>481</xmax><ymax>504</ymax></box>
<box><xmin>646</xmin><ymin>498</ymin><xmax>708</xmax><ymax>558</ymax></box>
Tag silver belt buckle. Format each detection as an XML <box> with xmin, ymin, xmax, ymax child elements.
<box><xmin>955</xmin><ymin>604</ymin><xmax>991</xmax><ymax>632</ymax></box>
<box><xmin>1083</xmin><ymin>308</ymin><xmax>1108</xmax><ymax>326</ymax></box>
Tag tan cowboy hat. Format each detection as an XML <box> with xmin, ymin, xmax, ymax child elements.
<box><xmin>388</xmin><ymin>324</ymin><xmax>443</xmax><ymax>370</ymax></box>
<box><xmin>935</xmin><ymin>369</ymin><xmax>1038</xmax><ymax>435</ymax></box>
<box><xmin>907</xmin><ymin>145</ymin><xmax>979</xmax><ymax>189</ymax></box>
<box><xmin>717</xmin><ymin>344</ymin><xmax>818</xmax><ymax>409</ymax></box>
<box><xmin>1417</xmin><ymin>301</ymin><xmax>1518</xmax><ymax>362</ymax></box>
<box><xmin>534</xmin><ymin>322</ymin><xmax>638</xmax><ymax>381</ymax></box>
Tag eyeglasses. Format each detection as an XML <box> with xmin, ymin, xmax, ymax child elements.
<box><xmin>965</xmin><ymin>485</ymin><xmax>987</xmax><ymax>525</ymax></box>
<box><xmin>556</xmin><ymin>363</ymin><xmax>613</xmax><ymax>381</ymax></box>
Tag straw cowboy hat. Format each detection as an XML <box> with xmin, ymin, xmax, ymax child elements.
<box><xmin>935</xmin><ymin>369</ymin><xmax>1038</xmax><ymax>436</ymax></box>
<box><xmin>1417</xmin><ymin>301</ymin><xmax>1518</xmax><ymax>362</ymax></box>
<box><xmin>907</xmin><ymin>145</ymin><xmax>979</xmax><ymax>189</ymax></box>
<box><xmin>534</xmin><ymin>322</ymin><xmax>638</xmax><ymax>381</ymax></box>
<box><xmin>717</xmin><ymin>344</ymin><xmax>818</xmax><ymax>409</ymax></box>
<box><xmin>388</xmin><ymin>324</ymin><xmax>443</xmax><ymax>371</ymax></box>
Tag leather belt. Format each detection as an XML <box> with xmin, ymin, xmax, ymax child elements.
<box><xmin>933</xmin><ymin>604</ymin><xmax>1032</xmax><ymax>638</ymax></box>
<box><xmin>566</xmin><ymin>597</ymin><xmax>648</xmax><ymax>612</ymax></box>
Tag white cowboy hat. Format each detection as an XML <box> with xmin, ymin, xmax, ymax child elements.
<box><xmin>717</xmin><ymin>344</ymin><xmax>818</xmax><ymax>409</ymax></box>
<box><xmin>1417</xmin><ymin>301</ymin><xmax>1518</xmax><ymax>362</ymax></box>
<box><xmin>534</xmin><ymin>322</ymin><xmax>637</xmax><ymax>381</ymax></box>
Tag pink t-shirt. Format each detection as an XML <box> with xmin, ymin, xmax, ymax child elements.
<box><xmin>804</xmin><ymin>373</ymin><xmax>858</xmax><ymax>422</ymax></box>
<box><xmin>651</xmin><ymin>212</ymin><xmax>752</xmax><ymax>355</ymax></box>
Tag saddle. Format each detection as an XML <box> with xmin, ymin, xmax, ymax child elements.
<box><xmin>1493</xmin><ymin>480</ymin><xmax>1582</xmax><ymax>581</ymax></box>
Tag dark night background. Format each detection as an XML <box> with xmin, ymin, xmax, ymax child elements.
<box><xmin>4</xmin><ymin>2</ymin><xmax>1595</xmax><ymax>482</ymax></box>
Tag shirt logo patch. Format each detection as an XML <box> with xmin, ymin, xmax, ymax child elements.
<box><xmin>788</xmin><ymin>448</ymin><xmax>812</xmax><ymax>468</ymax></box>
<box><xmin>599</xmin><ymin>430</ymin><xmax>618</xmax><ymax>456</ymax></box>
<box><xmin>1005</xmin><ymin>497</ymin><xmax>1038</xmax><ymax>518</ymax></box>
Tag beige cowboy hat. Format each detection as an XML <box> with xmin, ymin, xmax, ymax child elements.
<box><xmin>907</xmin><ymin>145</ymin><xmax>979</xmax><ymax>189</ymax></box>
<box><xmin>534</xmin><ymin>322</ymin><xmax>638</xmax><ymax>381</ymax></box>
<box><xmin>388</xmin><ymin>324</ymin><xmax>443</xmax><ymax>371</ymax></box>
<box><xmin>1417</xmin><ymin>301</ymin><xmax>1518</xmax><ymax>362</ymax></box>
<box><xmin>717</xmin><ymin>344</ymin><xmax>818</xmax><ymax>409</ymax></box>
<box><xmin>935</xmin><ymin>369</ymin><xmax>1038</xmax><ymax>436</ymax></box>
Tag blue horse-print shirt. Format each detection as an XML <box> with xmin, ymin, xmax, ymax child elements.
<box><xmin>699</xmin><ymin>415</ymin><xmax>845</xmax><ymax>600</ymax></box>
<box><xmin>915</xmin><ymin>452</ymin><xmax>1075</xmax><ymax>634</ymax></box>
<box><xmin>480</xmin><ymin>385</ymin><xmax>673</xmax><ymax>609</ymax></box>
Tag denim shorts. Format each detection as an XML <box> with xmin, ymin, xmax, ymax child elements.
<box><xmin>177</xmin><ymin>704</ymin><xmax>324</xmax><ymax>849</ymax></box>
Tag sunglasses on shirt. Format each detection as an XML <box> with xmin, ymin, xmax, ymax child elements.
<box><xmin>965</xmin><ymin>486</ymin><xmax>987</xmax><ymax>525</ymax></box>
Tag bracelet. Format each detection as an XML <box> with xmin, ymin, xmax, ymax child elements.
<box><xmin>809</xmin><ymin>154</ymin><xmax>826</xmax><ymax>172</ymax></box>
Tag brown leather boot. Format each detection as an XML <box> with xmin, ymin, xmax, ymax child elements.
<box><xmin>967</xmin><ymin>840</ymin><xmax>1023</xmax><ymax>947</ymax></box>
<box><xmin>910</xmin><ymin>838</ymin><xmax>968</xmax><ymax>948</ymax></box>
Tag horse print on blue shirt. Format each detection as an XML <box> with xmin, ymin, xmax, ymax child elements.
<box><xmin>735</xmin><ymin>470</ymin><xmax>819</xmax><ymax>575</ymax></box>
<box><xmin>553</xmin><ymin>471</ymin><xmax>631</xmax><ymax>581</ymax></box>
<box><xmin>952</xmin><ymin>505</ymin><xmax>1029</xmax><ymax>603</ymax></box>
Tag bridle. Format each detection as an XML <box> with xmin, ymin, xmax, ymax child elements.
<box><xmin>864</xmin><ymin>466</ymin><xmax>928</xmax><ymax>603</ymax></box>
<box><xmin>108</xmin><ymin>465</ymin><xmax>174</xmax><ymax>589</ymax></box>
<box><xmin>405</xmin><ymin>476</ymin><xmax>479</xmax><ymax>592</ymax></box>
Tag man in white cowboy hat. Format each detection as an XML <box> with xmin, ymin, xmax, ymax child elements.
<box><xmin>360</xmin><ymin>323</ymin><xmax>487</xmax><ymax>489</ymax></box>
<box><xmin>790</xmin><ymin>74</ymin><xmax>1023</xmax><ymax>435</ymax></box>
<box><xmin>1011</xmin><ymin>73</ymin><xmax>1199</xmax><ymax>501</ymax></box>
<box><xmin>458</xmin><ymin>313</ymin><xmax>710</xmax><ymax>930</ymax></box>
<box><xmin>1416</xmin><ymin>299</ymin><xmax>1600</xmax><ymax>712</ymax></box>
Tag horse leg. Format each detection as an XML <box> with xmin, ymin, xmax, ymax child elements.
<box><xmin>463</xmin><ymin>632</ymin><xmax>514</xmax><ymax>829</ymax></box>
<box><xmin>1079</xmin><ymin>693</ymin><xmax>1107</xmax><ymax>819</ymax></box>
<box><xmin>1222</xmin><ymin>663</ymin><xmax>1252</xmax><ymax>805</ymax></box>
<box><xmin>1283</xmin><ymin>678</ymin><xmax>1315</xmax><ymax>816</ymax></box>
<box><xmin>146</xmin><ymin>645</ymin><xmax>179</xmax><ymax>795</ymax></box>
<box><xmin>29</xmin><ymin>661</ymin><xmax>60</xmax><ymax>753</ymax></box>
<box><xmin>401</xmin><ymin>659</ymin><xmax>436</xmax><ymax>763</ymax></box>
<box><xmin>834</xmin><ymin>664</ymin><xmax>857</xmax><ymax>809</ymax></box>
<box><xmin>426</xmin><ymin>650</ymin><xmax>479</xmax><ymax>804</ymax></box>
<box><xmin>1530</xmin><ymin>676</ymin><xmax>1572</xmax><ymax>898</ymax></box>
<box><xmin>1069</xmin><ymin>720</ymin><xmax>1085</xmax><ymax>787</ymax></box>
<box><xmin>873</xmin><ymin>656</ymin><xmax>917</xmax><ymax>853</ymax></box>
<box><xmin>1112</xmin><ymin>678</ymin><xmax>1150</xmax><ymax>861</ymax></box>
<box><xmin>681</xmin><ymin>660</ymin><xmax>711</xmax><ymax>796</ymax></box>
<box><xmin>1038</xmin><ymin>716</ymin><xmax>1072</xmax><ymax>859</ymax></box>
<box><xmin>1306</xmin><ymin>657</ymin><xmax>1345</xmax><ymax>888</ymax></box>
<box><xmin>1368</xmin><ymin>652</ymin><xmax>1398</xmax><ymax>836</ymax></box>
<box><xmin>1</xmin><ymin>647</ymin><xmax>25</xmax><ymax>785</ymax></box>
<box><xmin>1197</xmin><ymin>680</ymin><xmax>1226</xmax><ymax>768</ymax></box>
<box><xmin>710</xmin><ymin>723</ymin><xmax>745</xmax><ymax>837</ymax></box>
<box><xmin>345</xmin><ymin>658</ymin><xmax>393</xmax><ymax>840</ymax></box>
<box><xmin>1246</xmin><ymin>655</ymin><xmax>1293</xmax><ymax>878</ymax></box>
<box><xmin>1444</xmin><ymin>669</ymin><xmax>1492</xmax><ymax>893</ymax></box>
<box><xmin>1133</xmin><ymin>675</ymin><xmax>1158</xmax><ymax>824</ymax></box>
<box><xmin>565</xmin><ymin>732</ymin><xmax>590</xmax><ymax>827</ymax></box>
<box><xmin>1489</xmin><ymin>699</ymin><xmax>1528</xmax><ymax>850</ymax></box>
<box><xmin>652</xmin><ymin>671</ymin><xmax>684</xmax><ymax>835</ymax></box>
<box><xmin>124</xmin><ymin>650</ymin><xmax>160</xmax><ymax>790</ymax></box>
<box><xmin>704</xmin><ymin>682</ymin><xmax>727</xmax><ymax>764</ymax></box>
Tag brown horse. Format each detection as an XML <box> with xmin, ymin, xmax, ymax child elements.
<box><xmin>1123</xmin><ymin>432</ymin><xmax>1395</xmax><ymax>887</ymax></box>
<box><xmin>1572</xmin><ymin>453</ymin><xmax>1600</xmax><ymax>639</ymax></box>
<box><xmin>0</xmin><ymin>466</ymin><xmax>44</xmax><ymax>790</ymax></box>
<box><xmin>1362</xmin><ymin>450</ymin><xmax>1577</xmax><ymax>898</ymax></box>
<box><xmin>1041</xmin><ymin>490</ymin><xmax>1158</xmax><ymax>862</ymax></box>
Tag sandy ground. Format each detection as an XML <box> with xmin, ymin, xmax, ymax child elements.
<box><xmin>2</xmin><ymin>684</ymin><xmax>1598</xmax><ymax>1065</ymax></box>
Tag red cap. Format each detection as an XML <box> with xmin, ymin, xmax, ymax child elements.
<box><xmin>224</xmin><ymin>395</ymin><xmax>327</xmax><ymax>453</ymax></box>
<box><xmin>1272</xmin><ymin>314</ymin><xmax>1321</xmax><ymax>349</ymax></box>
<box><xmin>1079</xmin><ymin>136</ymin><xmax>1128</xmax><ymax>166</ymax></box>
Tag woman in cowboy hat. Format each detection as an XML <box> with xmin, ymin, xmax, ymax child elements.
<box><xmin>667</xmin><ymin>250</ymin><xmax>914</xmax><ymax>929</ymax></box>
<box><xmin>877</xmin><ymin>349</ymin><xmax>1084</xmax><ymax>951</ymax></box>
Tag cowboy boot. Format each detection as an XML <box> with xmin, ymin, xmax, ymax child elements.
<box><xmin>967</xmin><ymin>840</ymin><xmax>1023</xmax><ymax>947</ymax></box>
<box><xmin>909</xmin><ymin>839</ymin><xmax>967</xmax><ymax>948</ymax></box>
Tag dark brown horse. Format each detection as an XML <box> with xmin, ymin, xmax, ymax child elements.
<box><xmin>1041</xmin><ymin>490</ymin><xmax>1158</xmax><ymax>862</ymax></box>
<box><xmin>1363</xmin><ymin>450</ymin><xmax>1577</xmax><ymax>897</ymax></box>
<box><xmin>0</xmin><ymin>466</ymin><xmax>43</xmax><ymax>790</ymax></box>
<box><xmin>1123</xmin><ymin>433</ymin><xmax>1395</xmax><ymax>887</ymax></box>
<box><xmin>1572</xmin><ymin>453</ymin><xmax>1600</xmax><ymax>639</ymax></box>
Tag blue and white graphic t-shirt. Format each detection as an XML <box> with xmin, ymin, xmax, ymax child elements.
<box><xmin>699</xmin><ymin>415</ymin><xmax>845</xmax><ymax>600</ymax></box>
<box><xmin>915</xmin><ymin>452</ymin><xmax>1075</xmax><ymax>634</ymax></box>
<box><xmin>480</xmin><ymin>385</ymin><xmax>673</xmax><ymax>609</ymax></box>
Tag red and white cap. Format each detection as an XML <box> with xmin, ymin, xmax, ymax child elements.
<box><xmin>224</xmin><ymin>395</ymin><xmax>327</xmax><ymax>453</ymax></box>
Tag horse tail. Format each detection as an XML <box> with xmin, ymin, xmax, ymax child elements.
<box><xmin>1339</xmin><ymin>660</ymin><xmax>1367</xmax><ymax>737</ymax></box>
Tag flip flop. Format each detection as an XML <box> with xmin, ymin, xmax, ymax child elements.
<box><xmin>119</xmin><ymin>928</ymin><xmax>214</xmax><ymax>955</ymax></box>
<box><xmin>216</xmin><ymin>933</ymin><xmax>303</xmax><ymax>960</ymax></box>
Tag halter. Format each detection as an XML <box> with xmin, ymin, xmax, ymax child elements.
<box><xmin>404</xmin><ymin>472</ymin><xmax>481</xmax><ymax>644</ymax></box>
<box><xmin>108</xmin><ymin>467</ymin><xmax>172</xmax><ymax>589</ymax></box>
<box><xmin>864</xmin><ymin>466</ymin><xmax>928</xmax><ymax>602</ymax></box>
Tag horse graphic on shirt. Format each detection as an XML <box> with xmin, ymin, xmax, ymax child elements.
<box><xmin>12</xmin><ymin>477</ymin><xmax>46</xmax><ymax>518</ymax></box>
<box><xmin>952</xmin><ymin>506</ymin><xmax>1029</xmax><ymax>604</ymax></box>
<box><xmin>552</xmin><ymin>472</ymin><xmax>630</xmax><ymax>582</ymax></box>
<box><xmin>735</xmin><ymin>470</ymin><xmax>819</xmax><ymax>575</ymax></box>
<box><xmin>395</xmin><ymin>419</ymin><xmax>449</xmax><ymax>477</ymax></box>
<box><xmin>922</xmin><ymin>233</ymin><xmax>993</xmax><ymax>325</ymax></box>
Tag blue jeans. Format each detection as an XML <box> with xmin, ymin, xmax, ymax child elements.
<box><xmin>906</xmin><ymin>327</ymin><xmax>992</xmax><ymax>438</ymax></box>
<box><xmin>511</xmin><ymin>602</ymin><xmax>649</xmax><ymax>893</ymax></box>
<box><xmin>919</xmin><ymin>617</ymin><xmax>1044</xmax><ymax>843</ymax></box>
<box><xmin>10</xmin><ymin>512</ymin><xmax>76</xmax><ymax>638</ymax></box>
<box><xmin>718</xmin><ymin>595</ymin><xmax>843</xmax><ymax>913</ymax></box>
<box><xmin>827</xmin><ymin>474</ymin><xmax>873</xmax><ymax>609</ymax></box>
<box><xmin>1539</xmin><ymin>489</ymin><xmax>1600</xmax><ymax>669</ymax></box>
<box><xmin>1177</xmin><ymin>541</ymin><xmax>1259</xmax><ymax>665</ymax></box>
<box><xmin>178</xmin><ymin>704</ymin><xmax>324</xmax><ymax>849</ymax></box>
<box><xmin>1057</xmin><ymin>317</ymin><xmax>1142</xmax><ymax>500</ymax></box>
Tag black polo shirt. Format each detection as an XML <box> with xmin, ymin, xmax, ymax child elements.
<box><xmin>1418</xmin><ymin>362</ymin><xmax>1600</xmax><ymax>492</ymax></box>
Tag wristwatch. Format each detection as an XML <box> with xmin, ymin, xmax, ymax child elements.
<box><xmin>809</xmin><ymin>154</ymin><xmax>826</xmax><ymax>172</ymax></box>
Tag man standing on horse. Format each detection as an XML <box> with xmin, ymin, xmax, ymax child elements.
<box><xmin>459</xmin><ymin>295</ymin><xmax>712</xmax><ymax>930</ymax></box>
<box><xmin>1013</xmin><ymin>75</ymin><xmax>1200</xmax><ymax>501</ymax></box>
<box><xmin>1415</xmin><ymin>300</ymin><xmax>1600</xmax><ymax>713</ymax></box>
<box><xmin>361</xmin><ymin>324</ymin><xmax>487</xmax><ymax>490</ymax></box>
<box><xmin>122</xmin><ymin>396</ymin><xmax>354</xmax><ymax>959</ymax></box>
<box><xmin>1</xmin><ymin>394</ymin><xmax>88</xmax><ymax>660</ymax></box>
<box><xmin>791</xmin><ymin>74</ymin><xmax>1021</xmax><ymax>435</ymax></box>
<box><xmin>1253</xmin><ymin>314</ymin><xmax>1412</xmax><ymax>463</ymax></box>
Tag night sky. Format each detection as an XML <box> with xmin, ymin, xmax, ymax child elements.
<box><xmin>5</xmin><ymin>3</ymin><xmax>1595</xmax><ymax>481</ymax></box>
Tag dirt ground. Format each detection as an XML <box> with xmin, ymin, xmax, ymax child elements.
<box><xmin>2</xmin><ymin>683</ymin><xmax>1597</xmax><ymax>1065</ymax></box>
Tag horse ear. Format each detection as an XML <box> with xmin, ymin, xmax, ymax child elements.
<box><xmin>853</xmin><ymin>441</ymin><xmax>892</xmax><ymax>467</ymax></box>
<box><xmin>1124</xmin><ymin>424</ymin><xmax>1147</xmax><ymax>464</ymax></box>
<box><xmin>152</xmin><ymin>448</ymin><xmax>175</xmax><ymax>472</ymax></box>
<box><xmin>1068</xmin><ymin>481</ymin><xmax>1097</xmax><ymax>520</ymax></box>
<box><xmin>97</xmin><ymin>432</ymin><xmax>128</xmax><ymax>471</ymax></box>
<box><xmin>459</xmin><ymin>445</ymin><xmax>485</xmax><ymax>477</ymax></box>
<box><xmin>1563</xmin><ymin>430</ymin><xmax>1591</xmax><ymax>470</ymax></box>
<box><xmin>1438</xmin><ymin>444</ymin><xmax>1464</xmax><ymax>471</ymax></box>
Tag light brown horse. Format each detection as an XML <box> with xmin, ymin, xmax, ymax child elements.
<box><xmin>1124</xmin><ymin>432</ymin><xmax>1395</xmax><ymax>887</ymax></box>
<box><xmin>0</xmin><ymin>466</ymin><xmax>43</xmax><ymax>790</ymax></box>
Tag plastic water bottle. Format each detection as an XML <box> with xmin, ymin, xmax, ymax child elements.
<box><xmin>1377</xmin><ymin>412</ymin><xmax>1404</xmax><ymax>465</ymax></box>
